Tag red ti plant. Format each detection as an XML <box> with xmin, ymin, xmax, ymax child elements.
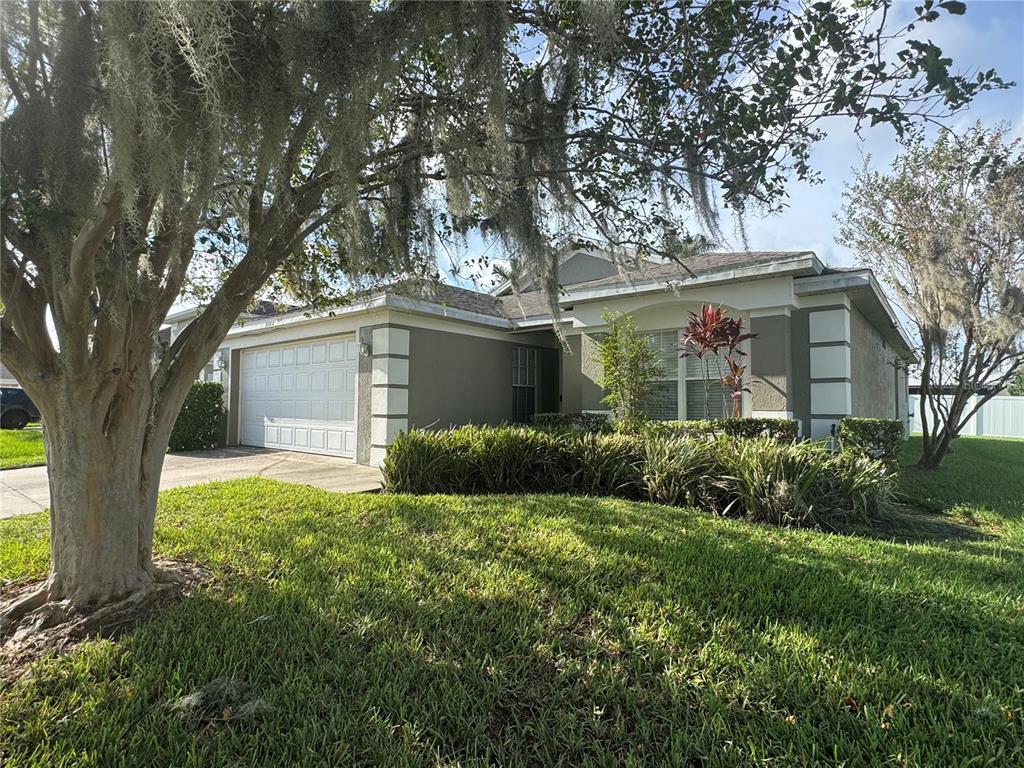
<box><xmin>721</xmin><ymin>356</ymin><xmax>751</xmax><ymax>418</ymax></box>
<box><xmin>678</xmin><ymin>305</ymin><xmax>756</xmax><ymax>418</ymax></box>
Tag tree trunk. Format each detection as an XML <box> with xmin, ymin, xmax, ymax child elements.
<box><xmin>36</xmin><ymin>381</ymin><xmax>169</xmax><ymax>609</ymax></box>
<box><xmin>916</xmin><ymin>428</ymin><xmax>954</xmax><ymax>469</ymax></box>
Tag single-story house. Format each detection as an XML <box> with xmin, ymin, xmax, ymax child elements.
<box><xmin>165</xmin><ymin>249</ymin><xmax>916</xmax><ymax>466</ymax></box>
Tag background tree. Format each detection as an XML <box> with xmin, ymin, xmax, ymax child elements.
<box><xmin>1008</xmin><ymin>370</ymin><xmax>1024</xmax><ymax>397</ymax></box>
<box><xmin>838</xmin><ymin>123</ymin><xmax>1024</xmax><ymax>468</ymax></box>
<box><xmin>596</xmin><ymin>312</ymin><xmax>661</xmax><ymax>431</ymax></box>
<box><xmin>0</xmin><ymin>0</ymin><xmax>1003</xmax><ymax>631</ymax></box>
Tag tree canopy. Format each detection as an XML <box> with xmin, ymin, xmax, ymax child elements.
<box><xmin>838</xmin><ymin>122</ymin><xmax>1024</xmax><ymax>467</ymax></box>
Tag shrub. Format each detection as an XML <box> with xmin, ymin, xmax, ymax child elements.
<box><xmin>570</xmin><ymin>433</ymin><xmax>646</xmax><ymax>498</ymax></box>
<box><xmin>383</xmin><ymin>425</ymin><xmax>892</xmax><ymax>528</ymax></box>
<box><xmin>168</xmin><ymin>381</ymin><xmax>225</xmax><ymax>452</ymax></box>
<box><xmin>815</xmin><ymin>449</ymin><xmax>895</xmax><ymax>519</ymax></box>
<box><xmin>631</xmin><ymin>418</ymin><xmax>798</xmax><ymax>442</ymax></box>
<box><xmin>532</xmin><ymin>412</ymin><xmax>612</xmax><ymax>433</ymax></box>
<box><xmin>379</xmin><ymin>430</ymin><xmax>462</xmax><ymax>494</ymax></box>
<box><xmin>461</xmin><ymin>426</ymin><xmax>563</xmax><ymax>494</ymax></box>
<box><xmin>642</xmin><ymin>436</ymin><xmax>724</xmax><ymax>508</ymax></box>
<box><xmin>837</xmin><ymin>417</ymin><xmax>904</xmax><ymax>467</ymax></box>
<box><xmin>382</xmin><ymin>426</ymin><xmax>564</xmax><ymax>495</ymax></box>
<box><xmin>718</xmin><ymin>438</ymin><xmax>826</xmax><ymax>526</ymax></box>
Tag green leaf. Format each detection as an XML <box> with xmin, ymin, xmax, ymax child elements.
<box><xmin>938</xmin><ymin>1</ymin><xmax>967</xmax><ymax>15</ymax></box>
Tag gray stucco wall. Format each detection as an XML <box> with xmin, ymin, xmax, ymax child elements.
<box><xmin>896</xmin><ymin>365</ymin><xmax>909</xmax><ymax>427</ymax></box>
<box><xmin>850</xmin><ymin>304</ymin><xmax>897</xmax><ymax>419</ymax></box>
<box><xmin>521</xmin><ymin>252</ymin><xmax>619</xmax><ymax>291</ymax></box>
<box><xmin>557</xmin><ymin>253</ymin><xmax>619</xmax><ymax>286</ymax></box>
<box><xmin>406</xmin><ymin>326</ymin><xmax>558</xmax><ymax>428</ymax></box>
<box><xmin>560</xmin><ymin>335</ymin><xmax>584</xmax><ymax>413</ymax></box>
<box><xmin>749</xmin><ymin>314</ymin><xmax>792</xmax><ymax>413</ymax></box>
<box><xmin>790</xmin><ymin>309</ymin><xmax>811</xmax><ymax>435</ymax></box>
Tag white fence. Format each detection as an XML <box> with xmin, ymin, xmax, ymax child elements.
<box><xmin>910</xmin><ymin>395</ymin><xmax>1024</xmax><ymax>439</ymax></box>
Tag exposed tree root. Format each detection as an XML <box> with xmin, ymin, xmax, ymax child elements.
<box><xmin>0</xmin><ymin>559</ymin><xmax>210</xmax><ymax>685</ymax></box>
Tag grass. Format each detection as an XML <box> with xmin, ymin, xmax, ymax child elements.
<box><xmin>0</xmin><ymin>437</ymin><xmax>1021</xmax><ymax>766</ymax></box>
<box><xmin>0</xmin><ymin>429</ymin><xmax>45</xmax><ymax>470</ymax></box>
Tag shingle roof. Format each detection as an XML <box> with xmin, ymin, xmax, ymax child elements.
<box><xmin>386</xmin><ymin>280</ymin><xmax>508</xmax><ymax>318</ymax></box>
<box><xmin>500</xmin><ymin>250</ymin><xmax>816</xmax><ymax>319</ymax></box>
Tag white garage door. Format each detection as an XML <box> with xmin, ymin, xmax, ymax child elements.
<box><xmin>240</xmin><ymin>336</ymin><xmax>358</xmax><ymax>457</ymax></box>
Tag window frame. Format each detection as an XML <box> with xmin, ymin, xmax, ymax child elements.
<box><xmin>512</xmin><ymin>346</ymin><xmax>538</xmax><ymax>423</ymax></box>
<box><xmin>642</xmin><ymin>329</ymin><xmax>736</xmax><ymax>421</ymax></box>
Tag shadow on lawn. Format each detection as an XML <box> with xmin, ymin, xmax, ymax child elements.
<box><xmin>828</xmin><ymin>505</ymin><xmax>996</xmax><ymax>544</ymax></box>
<box><xmin>4</xmin><ymin>491</ymin><xmax>1021</xmax><ymax>766</ymax></box>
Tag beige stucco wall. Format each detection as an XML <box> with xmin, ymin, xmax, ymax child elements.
<box><xmin>850</xmin><ymin>304</ymin><xmax>897</xmax><ymax>419</ymax></box>
<box><xmin>560</xmin><ymin>332</ymin><xmax>607</xmax><ymax>412</ymax></box>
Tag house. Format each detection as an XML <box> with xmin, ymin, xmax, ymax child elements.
<box><xmin>164</xmin><ymin>249</ymin><xmax>916</xmax><ymax>466</ymax></box>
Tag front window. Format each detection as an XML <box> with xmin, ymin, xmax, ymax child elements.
<box><xmin>641</xmin><ymin>330</ymin><xmax>729</xmax><ymax>420</ymax></box>
<box><xmin>683</xmin><ymin>351</ymin><xmax>727</xmax><ymax>419</ymax></box>
<box><xmin>512</xmin><ymin>347</ymin><xmax>537</xmax><ymax>423</ymax></box>
<box><xmin>642</xmin><ymin>330</ymin><xmax>681</xmax><ymax>421</ymax></box>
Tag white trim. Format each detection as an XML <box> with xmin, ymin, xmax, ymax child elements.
<box><xmin>371</xmin><ymin>416</ymin><xmax>407</xmax><ymax>446</ymax></box>
<box><xmin>751</xmin><ymin>410</ymin><xmax>794</xmax><ymax>419</ymax></box>
<box><xmin>371</xmin><ymin>386</ymin><xmax>408</xmax><ymax>416</ymax></box>
<box><xmin>810</xmin><ymin>418</ymin><xmax>840</xmax><ymax>440</ymax></box>
<box><xmin>749</xmin><ymin>306</ymin><xmax>792</xmax><ymax>318</ymax></box>
<box><xmin>810</xmin><ymin>345</ymin><xmax>851</xmax><ymax>380</ymax></box>
<box><xmin>808</xmin><ymin>307</ymin><xmax>850</xmax><ymax>344</ymax></box>
<box><xmin>796</xmin><ymin>271</ymin><xmax>917</xmax><ymax>357</ymax></box>
<box><xmin>810</xmin><ymin>382</ymin><xmax>852</xmax><ymax>415</ymax></box>
<box><xmin>369</xmin><ymin>446</ymin><xmax>387</xmax><ymax>467</ymax></box>
<box><xmin>795</xmin><ymin>293</ymin><xmax>851</xmax><ymax>310</ymax></box>
<box><xmin>386</xmin><ymin>310</ymin><xmax>530</xmax><ymax>343</ymax></box>
<box><xmin>383</xmin><ymin>295</ymin><xmax>511</xmax><ymax>330</ymax></box>
<box><xmin>565</xmin><ymin>255</ymin><xmax>820</xmax><ymax>305</ymax></box>
<box><xmin>371</xmin><ymin>327</ymin><xmax>410</xmax><ymax>357</ymax></box>
<box><xmin>372</xmin><ymin>356</ymin><xmax>408</xmax><ymax>386</ymax></box>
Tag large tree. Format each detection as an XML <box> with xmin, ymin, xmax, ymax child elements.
<box><xmin>0</xmin><ymin>0</ymin><xmax>1003</xmax><ymax>631</ymax></box>
<box><xmin>838</xmin><ymin>123</ymin><xmax>1024</xmax><ymax>468</ymax></box>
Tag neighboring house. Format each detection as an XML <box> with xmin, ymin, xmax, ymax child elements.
<box><xmin>164</xmin><ymin>248</ymin><xmax>916</xmax><ymax>467</ymax></box>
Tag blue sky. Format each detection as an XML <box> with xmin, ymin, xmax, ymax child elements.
<box><xmin>721</xmin><ymin>0</ymin><xmax>1024</xmax><ymax>268</ymax></box>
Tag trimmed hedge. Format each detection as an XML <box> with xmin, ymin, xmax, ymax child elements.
<box><xmin>169</xmin><ymin>381</ymin><xmax>226</xmax><ymax>452</ymax></box>
<box><xmin>838</xmin><ymin>417</ymin><xmax>904</xmax><ymax>468</ymax></box>
<box><xmin>631</xmin><ymin>417</ymin><xmax>799</xmax><ymax>442</ymax></box>
<box><xmin>381</xmin><ymin>425</ymin><xmax>892</xmax><ymax>527</ymax></box>
<box><xmin>532</xmin><ymin>412</ymin><xmax>611</xmax><ymax>432</ymax></box>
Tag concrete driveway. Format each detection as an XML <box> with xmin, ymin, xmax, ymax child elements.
<box><xmin>0</xmin><ymin>447</ymin><xmax>382</xmax><ymax>519</ymax></box>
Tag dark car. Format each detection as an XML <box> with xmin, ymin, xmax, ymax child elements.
<box><xmin>0</xmin><ymin>386</ymin><xmax>40</xmax><ymax>429</ymax></box>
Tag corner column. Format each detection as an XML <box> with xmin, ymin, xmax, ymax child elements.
<box><xmin>808</xmin><ymin>306</ymin><xmax>852</xmax><ymax>439</ymax></box>
<box><xmin>749</xmin><ymin>311</ymin><xmax>793</xmax><ymax>421</ymax></box>
<box><xmin>369</xmin><ymin>326</ymin><xmax>410</xmax><ymax>467</ymax></box>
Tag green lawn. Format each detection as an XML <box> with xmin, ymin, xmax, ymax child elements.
<box><xmin>0</xmin><ymin>429</ymin><xmax>45</xmax><ymax>470</ymax></box>
<box><xmin>0</xmin><ymin>438</ymin><xmax>1022</xmax><ymax>766</ymax></box>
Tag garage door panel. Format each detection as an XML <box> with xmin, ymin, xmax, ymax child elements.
<box><xmin>240</xmin><ymin>337</ymin><xmax>356</xmax><ymax>458</ymax></box>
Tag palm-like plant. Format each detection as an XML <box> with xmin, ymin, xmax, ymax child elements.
<box><xmin>679</xmin><ymin>305</ymin><xmax>756</xmax><ymax>418</ymax></box>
